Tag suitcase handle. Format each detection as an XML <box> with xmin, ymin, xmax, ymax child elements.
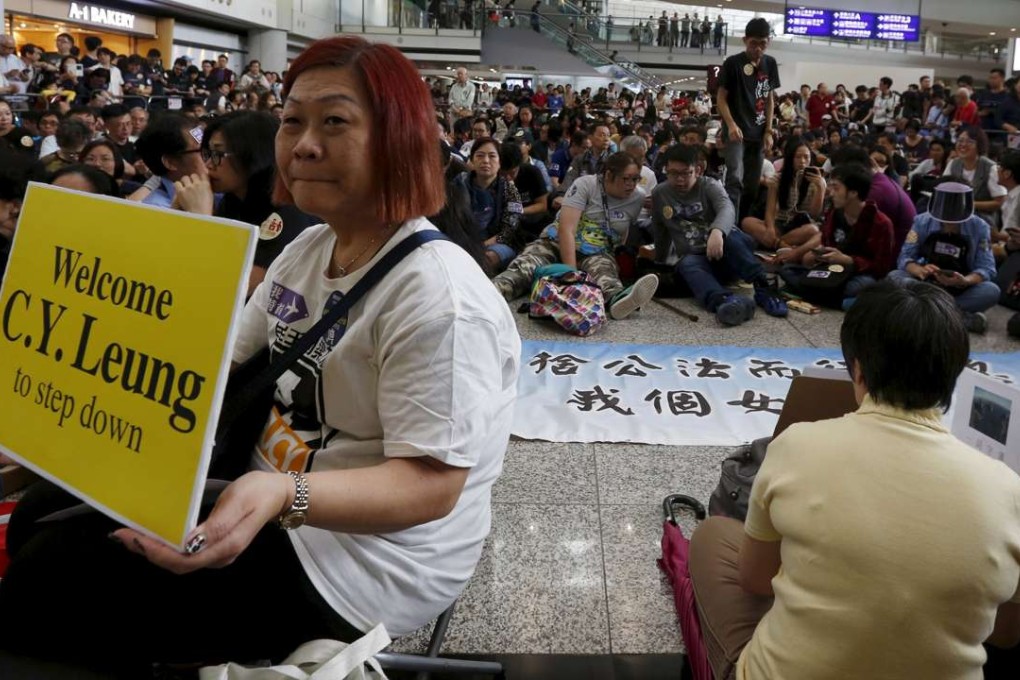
<box><xmin>663</xmin><ymin>494</ymin><xmax>707</xmax><ymax>525</ymax></box>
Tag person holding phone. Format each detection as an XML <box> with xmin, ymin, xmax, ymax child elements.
<box><xmin>889</xmin><ymin>180</ymin><xmax>999</xmax><ymax>334</ymax></box>
<box><xmin>741</xmin><ymin>137</ymin><xmax>825</xmax><ymax>264</ymax></box>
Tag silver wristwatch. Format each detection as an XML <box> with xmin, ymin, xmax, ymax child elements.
<box><xmin>278</xmin><ymin>471</ymin><xmax>309</xmax><ymax>530</ymax></box>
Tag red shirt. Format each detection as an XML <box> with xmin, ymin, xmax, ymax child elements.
<box><xmin>953</xmin><ymin>100</ymin><xmax>980</xmax><ymax>127</ymax></box>
<box><xmin>806</xmin><ymin>94</ymin><xmax>834</xmax><ymax>130</ymax></box>
<box><xmin>531</xmin><ymin>91</ymin><xmax>548</xmax><ymax>110</ymax></box>
<box><xmin>821</xmin><ymin>201</ymin><xmax>896</xmax><ymax>278</ymax></box>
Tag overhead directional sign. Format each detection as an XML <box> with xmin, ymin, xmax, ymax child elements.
<box><xmin>784</xmin><ymin>6</ymin><xmax>920</xmax><ymax>42</ymax></box>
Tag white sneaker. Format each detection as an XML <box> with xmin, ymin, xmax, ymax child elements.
<box><xmin>609</xmin><ymin>274</ymin><xmax>659</xmax><ymax>320</ymax></box>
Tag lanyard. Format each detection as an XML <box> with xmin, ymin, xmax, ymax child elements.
<box><xmin>598</xmin><ymin>177</ymin><xmax>611</xmax><ymax>231</ymax></box>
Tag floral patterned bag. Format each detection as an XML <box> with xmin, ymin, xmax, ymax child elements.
<box><xmin>529</xmin><ymin>269</ymin><xmax>607</xmax><ymax>337</ymax></box>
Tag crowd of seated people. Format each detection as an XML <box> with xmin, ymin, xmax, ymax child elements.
<box><xmin>434</xmin><ymin>55</ymin><xmax>1020</xmax><ymax>336</ymax></box>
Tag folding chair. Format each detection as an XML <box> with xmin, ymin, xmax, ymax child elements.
<box><xmin>374</xmin><ymin>600</ymin><xmax>505</xmax><ymax>679</ymax></box>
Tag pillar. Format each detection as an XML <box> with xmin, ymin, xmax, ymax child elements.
<box><xmin>248</xmin><ymin>28</ymin><xmax>288</xmax><ymax>74</ymax></box>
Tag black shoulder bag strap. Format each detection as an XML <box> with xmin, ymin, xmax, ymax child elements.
<box><xmin>218</xmin><ymin>229</ymin><xmax>449</xmax><ymax>431</ymax></box>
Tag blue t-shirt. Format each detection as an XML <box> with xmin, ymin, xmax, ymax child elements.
<box><xmin>547</xmin><ymin>94</ymin><xmax>564</xmax><ymax>113</ymax></box>
<box><xmin>549</xmin><ymin>145</ymin><xmax>572</xmax><ymax>183</ymax></box>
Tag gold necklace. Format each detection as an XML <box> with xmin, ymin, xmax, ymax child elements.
<box><xmin>332</xmin><ymin>228</ymin><xmax>392</xmax><ymax>277</ymax></box>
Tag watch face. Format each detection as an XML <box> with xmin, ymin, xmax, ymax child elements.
<box><xmin>280</xmin><ymin>511</ymin><xmax>307</xmax><ymax>530</ymax></box>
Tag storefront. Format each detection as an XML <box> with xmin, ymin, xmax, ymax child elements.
<box><xmin>3</xmin><ymin>1</ymin><xmax>164</xmax><ymax>58</ymax></box>
<box><xmin>172</xmin><ymin>22</ymin><xmax>248</xmax><ymax>76</ymax></box>
<box><xmin>3</xmin><ymin>1</ymin><xmax>249</xmax><ymax>71</ymax></box>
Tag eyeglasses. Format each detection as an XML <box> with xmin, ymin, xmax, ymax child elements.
<box><xmin>955</xmin><ymin>138</ymin><xmax>975</xmax><ymax>146</ymax></box>
<box><xmin>666</xmin><ymin>169</ymin><xmax>696</xmax><ymax>179</ymax></box>
<box><xmin>200</xmin><ymin>148</ymin><xmax>234</xmax><ymax>166</ymax></box>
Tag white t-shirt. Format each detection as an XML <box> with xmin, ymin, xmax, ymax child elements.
<box><xmin>39</xmin><ymin>134</ymin><xmax>58</xmax><ymax>157</ymax></box>
<box><xmin>872</xmin><ymin>92</ymin><xmax>899</xmax><ymax>126</ymax></box>
<box><xmin>107</xmin><ymin>65</ymin><xmax>124</xmax><ymax>98</ymax></box>
<box><xmin>638</xmin><ymin>165</ymin><xmax>658</xmax><ymax>220</ymax></box>
<box><xmin>233</xmin><ymin>218</ymin><xmax>521</xmax><ymax>636</ymax></box>
<box><xmin>0</xmin><ymin>53</ymin><xmax>27</xmax><ymax>94</ymax></box>
<box><xmin>1003</xmin><ymin>184</ymin><xmax>1020</xmax><ymax>231</ymax></box>
<box><xmin>943</xmin><ymin>162</ymin><xmax>1009</xmax><ymax>199</ymax></box>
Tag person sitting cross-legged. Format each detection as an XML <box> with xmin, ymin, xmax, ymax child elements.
<box><xmin>492</xmin><ymin>151</ymin><xmax>659</xmax><ymax>320</ymax></box>
<box><xmin>779</xmin><ymin>163</ymin><xmax>896</xmax><ymax>309</ymax></box>
<box><xmin>889</xmin><ymin>180</ymin><xmax>1000</xmax><ymax>334</ymax></box>
<box><xmin>651</xmin><ymin>144</ymin><xmax>787</xmax><ymax>326</ymax></box>
<box><xmin>688</xmin><ymin>278</ymin><xmax>1020</xmax><ymax>680</ymax></box>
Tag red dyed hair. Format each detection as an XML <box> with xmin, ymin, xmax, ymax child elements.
<box><xmin>272</xmin><ymin>36</ymin><xmax>445</xmax><ymax>223</ymax></box>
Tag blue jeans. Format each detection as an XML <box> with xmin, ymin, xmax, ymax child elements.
<box><xmin>675</xmin><ymin>230</ymin><xmax>765</xmax><ymax>311</ymax></box>
<box><xmin>887</xmin><ymin>270</ymin><xmax>1001</xmax><ymax>313</ymax></box>
<box><xmin>844</xmin><ymin>274</ymin><xmax>877</xmax><ymax>298</ymax></box>
<box><xmin>486</xmin><ymin>243</ymin><xmax>517</xmax><ymax>271</ymax></box>
<box><xmin>721</xmin><ymin>138</ymin><xmax>764</xmax><ymax>220</ymax></box>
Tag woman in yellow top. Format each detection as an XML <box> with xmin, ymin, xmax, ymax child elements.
<box><xmin>689</xmin><ymin>279</ymin><xmax>1020</xmax><ymax>680</ymax></box>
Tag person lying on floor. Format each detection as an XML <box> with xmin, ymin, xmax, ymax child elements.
<box><xmin>689</xmin><ymin>278</ymin><xmax>1020</xmax><ymax>680</ymax></box>
<box><xmin>650</xmin><ymin>144</ymin><xmax>788</xmax><ymax>326</ymax></box>
<box><xmin>492</xmin><ymin>151</ymin><xmax>660</xmax><ymax>320</ymax></box>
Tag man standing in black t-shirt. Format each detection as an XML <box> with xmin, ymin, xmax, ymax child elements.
<box><xmin>716</xmin><ymin>18</ymin><xmax>779</xmax><ymax>221</ymax></box>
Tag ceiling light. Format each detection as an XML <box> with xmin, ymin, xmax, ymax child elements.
<box><xmin>19</xmin><ymin>22</ymin><xmax>26</xmax><ymax>28</ymax></box>
<box><xmin>989</xmin><ymin>32</ymin><xmax>995</xmax><ymax>35</ymax></box>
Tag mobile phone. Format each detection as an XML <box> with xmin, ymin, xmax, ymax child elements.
<box><xmin>804</xmin><ymin>166</ymin><xmax>821</xmax><ymax>176</ymax></box>
<box><xmin>74</xmin><ymin>64</ymin><xmax>84</xmax><ymax>77</ymax></box>
<box><xmin>812</xmin><ymin>246</ymin><xmax>828</xmax><ymax>256</ymax></box>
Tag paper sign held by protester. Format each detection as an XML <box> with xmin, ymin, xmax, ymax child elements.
<box><xmin>951</xmin><ymin>369</ymin><xmax>1020</xmax><ymax>476</ymax></box>
<box><xmin>0</xmin><ymin>184</ymin><xmax>256</xmax><ymax>548</ymax></box>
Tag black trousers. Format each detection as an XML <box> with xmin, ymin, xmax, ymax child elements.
<box><xmin>0</xmin><ymin>481</ymin><xmax>363</xmax><ymax>678</ymax></box>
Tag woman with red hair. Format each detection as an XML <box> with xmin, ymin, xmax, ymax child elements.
<box><xmin>0</xmin><ymin>36</ymin><xmax>521</xmax><ymax>675</ymax></box>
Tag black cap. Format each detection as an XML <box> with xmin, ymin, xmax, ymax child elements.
<box><xmin>745</xmin><ymin>18</ymin><xmax>770</xmax><ymax>38</ymax></box>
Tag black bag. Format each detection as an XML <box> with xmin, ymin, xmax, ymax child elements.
<box><xmin>708</xmin><ymin>436</ymin><xmax>771</xmax><ymax>521</ymax></box>
<box><xmin>208</xmin><ymin>230</ymin><xmax>450</xmax><ymax>480</ymax></box>
<box><xmin>635</xmin><ymin>257</ymin><xmax>692</xmax><ymax>299</ymax></box>
<box><xmin>779</xmin><ymin>262</ymin><xmax>854</xmax><ymax>309</ymax></box>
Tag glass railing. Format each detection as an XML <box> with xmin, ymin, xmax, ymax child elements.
<box><xmin>338</xmin><ymin>0</ymin><xmax>487</xmax><ymax>36</ymax></box>
<box><xmin>338</xmin><ymin>0</ymin><xmax>1006</xmax><ymax>65</ymax></box>
<box><xmin>513</xmin><ymin>11</ymin><xmax>665</xmax><ymax>91</ymax></box>
<box><xmin>538</xmin><ymin>4</ymin><xmax>729</xmax><ymax>56</ymax></box>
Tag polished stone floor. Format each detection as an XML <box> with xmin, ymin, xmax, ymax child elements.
<box><xmin>388</xmin><ymin>296</ymin><xmax>1020</xmax><ymax>665</ymax></box>
<box><xmin>2</xmin><ymin>296</ymin><xmax>1018</xmax><ymax>679</ymax></box>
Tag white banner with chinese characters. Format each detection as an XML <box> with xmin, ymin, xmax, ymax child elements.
<box><xmin>513</xmin><ymin>341</ymin><xmax>1020</xmax><ymax>446</ymax></box>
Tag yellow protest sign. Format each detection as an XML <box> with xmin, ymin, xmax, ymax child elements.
<box><xmin>0</xmin><ymin>184</ymin><xmax>256</xmax><ymax>548</ymax></box>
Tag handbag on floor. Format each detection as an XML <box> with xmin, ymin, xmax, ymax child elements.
<box><xmin>708</xmin><ymin>437</ymin><xmax>771</xmax><ymax>522</ymax></box>
<box><xmin>199</xmin><ymin>624</ymin><xmax>391</xmax><ymax>680</ymax></box>
<box><xmin>528</xmin><ymin>266</ymin><xmax>607</xmax><ymax>336</ymax></box>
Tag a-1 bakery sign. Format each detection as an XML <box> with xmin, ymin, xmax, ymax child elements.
<box><xmin>68</xmin><ymin>2</ymin><xmax>136</xmax><ymax>30</ymax></box>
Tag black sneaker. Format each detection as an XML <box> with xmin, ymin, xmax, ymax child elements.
<box><xmin>963</xmin><ymin>311</ymin><xmax>988</xmax><ymax>334</ymax></box>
